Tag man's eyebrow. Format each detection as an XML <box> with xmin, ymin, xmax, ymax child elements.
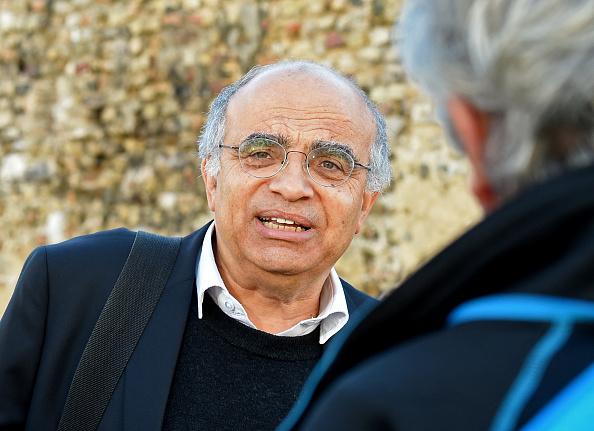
<box><xmin>240</xmin><ymin>135</ymin><xmax>363</xmax><ymax>162</ymax></box>
<box><xmin>310</xmin><ymin>139</ymin><xmax>359</xmax><ymax>161</ymax></box>
<box><xmin>243</xmin><ymin>132</ymin><xmax>292</xmax><ymax>146</ymax></box>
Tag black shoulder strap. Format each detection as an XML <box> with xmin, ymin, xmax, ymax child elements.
<box><xmin>57</xmin><ymin>231</ymin><xmax>182</xmax><ymax>431</ymax></box>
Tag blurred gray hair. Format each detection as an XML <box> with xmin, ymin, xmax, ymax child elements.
<box><xmin>197</xmin><ymin>60</ymin><xmax>391</xmax><ymax>193</ymax></box>
<box><xmin>398</xmin><ymin>0</ymin><xmax>594</xmax><ymax>200</ymax></box>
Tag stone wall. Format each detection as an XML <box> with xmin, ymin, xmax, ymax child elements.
<box><xmin>0</xmin><ymin>0</ymin><xmax>482</xmax><ymax>315</ymax></box>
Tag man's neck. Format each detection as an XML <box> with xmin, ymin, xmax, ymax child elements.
<box><xmin>209</xmin><ymin>225</ymin><xmax>332</xmax><ymax>334</ymax></box>
<box><xmin>224</xmin><ymin>280</ymin><xmax>324</xmax><ymax>334</ymax></box>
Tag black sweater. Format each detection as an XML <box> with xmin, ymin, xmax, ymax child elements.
<box><xmin>162</xmin><ymin>291</ymin><xmax>323</xmax><ymax>431</ymax></box>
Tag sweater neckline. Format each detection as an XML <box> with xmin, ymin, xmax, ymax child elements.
<box><xmin>197</xmin><ymin>294</ymin><xmax>323</xmax><ymax>362</ymax></box>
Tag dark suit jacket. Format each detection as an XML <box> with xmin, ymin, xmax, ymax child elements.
<box><xmin>0</xmin><ymin>222</ymin><xmax>377</xmax><ymax>431</ymax></box>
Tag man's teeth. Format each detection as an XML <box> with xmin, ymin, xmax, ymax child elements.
<box><xmin>260</xmin><ymin>217</ymin><xmax>307</xmax><ymax>232</ymax></box>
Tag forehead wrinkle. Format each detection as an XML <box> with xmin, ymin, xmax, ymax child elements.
<box><xmin>245</xmin><ymin>100</ymin><xmax>364</xmax><ymax>121</ymax></box>
<box><xmin>264</xmin><ymin>106</ymin><xmax>360</xmax><ymax>122</ymax></box>
<box><xmin>260</xmin><ymin>115</ymin><xmax>365</xmax><ymax>140</ymax></box>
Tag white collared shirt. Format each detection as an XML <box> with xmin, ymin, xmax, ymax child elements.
<box><xmin>195</xmin><ymin>222</ymin><xmax>349</xmax><ymax>344</ymax></box>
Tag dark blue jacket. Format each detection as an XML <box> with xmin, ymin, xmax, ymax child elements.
<box><xmin>0</xmin><ymin>222</ymin><xmax>377</xmax><ymax>430</ymax></box>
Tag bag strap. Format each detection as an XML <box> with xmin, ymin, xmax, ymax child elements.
<box><xmin>57</xmin><ymin>231</ymin><xmax>182</xmax><ymax>431</ymax></box>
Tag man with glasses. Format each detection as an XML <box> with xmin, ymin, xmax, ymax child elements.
<box><xmin>0</xmin><ymin>60</ymin><xmax>391</xmax><ymax>430</ymax></box>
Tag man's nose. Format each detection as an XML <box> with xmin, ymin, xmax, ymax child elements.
<box><xmin>268</xmin><ymin>151</ymin><xmax>314</xmax><ymax>201</ymax></box>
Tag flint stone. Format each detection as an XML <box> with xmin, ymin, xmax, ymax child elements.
<box><xmin>25</xmin><ymin>160</ymin><xmax>55</xmax><ymax>182</ymax></box>
<box><xmin>159</xmin><ymin>191</ymin><xmax>178</xmax><ymax>209</ymax></box>
<box><xmin>0</xmin><ymin>11</ymin><xmax>17</xmax><ymax>32</ymax></box>
<box><xmin>358</xmin><ymin>46</ymin><xmax>381</xmax><ymax>63</ymax></box>
<box><xmin>325</xmin><ymin>32</ymin><xmax>344</xmax><ymax>49</ymax></box>
<box><xmin>46</xmin><ymin>211</ymin><xmax>66</xmax><ymax>245</ymax></box>
<box><xmin>0</xmin><ymin>110</ymin><xmax>14</xmax><ymax>129</ymax></box>
<box><xmin>369</xmin><ymin>27</ymin><xmax>391</xmax><ymax>47</ymax></box>
<box><xmin>0</xmin><ymin>153</ymin><xmax>27</xmax><ymax>182</ymax></box>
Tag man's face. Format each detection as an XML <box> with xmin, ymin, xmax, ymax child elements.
<box><xmin>202</xmin><ymin>67</ymin><xmax>378</xmax><ymax>291</ymax></box>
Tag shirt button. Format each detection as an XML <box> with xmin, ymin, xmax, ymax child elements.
<box><xmin>224</xmin><ymin>301</ymin><xmax>234</xmax><ymax>311</ymax></box>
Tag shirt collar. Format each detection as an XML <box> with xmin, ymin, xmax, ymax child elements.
<box><xmin>195</xmin><ymin>222</ymin><xmax>349</xmax><ymax>344</ymax></box>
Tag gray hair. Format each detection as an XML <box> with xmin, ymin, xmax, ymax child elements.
<box><xmin>398</xmin><ymin>0</ymin><xmax>594</xmax><ymax>200</ymax></box>
<box><xmin>197</xmin><ymin>60</ymin><xmax>391</xmax><ymax>193</ymax></box>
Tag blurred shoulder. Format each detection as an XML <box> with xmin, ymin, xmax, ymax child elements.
<box><xmin>44</xmin><ymin>228</ymin><xmax>137</xmax><ymax>265</ymax></box>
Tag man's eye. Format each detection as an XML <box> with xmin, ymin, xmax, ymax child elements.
<box><xmin>253</xmin><ymin>151</ymin><xmax>271</xmax><ymax>159</ymax></box>
<box><xmin>321</xmin><ymin>160</ymin><xmax>338</xmax><ymax>170</ymax></box>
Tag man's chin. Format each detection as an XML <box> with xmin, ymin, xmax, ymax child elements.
<box><xmin>251</xmin><ymin>252</ymin><xmax>322</xmax><ymax>277</ymax></box>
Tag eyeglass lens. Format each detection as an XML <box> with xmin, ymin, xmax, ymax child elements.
<box><xmin>238</xmin><ymin>138</ymin><xmax>355</xmax><ymax>187</ymax></box>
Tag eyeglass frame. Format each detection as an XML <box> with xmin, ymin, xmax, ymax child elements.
<box><xmin>218</xmin><ymin>139</ymin><xmax>372</xmax><ymax>187</ymax></box>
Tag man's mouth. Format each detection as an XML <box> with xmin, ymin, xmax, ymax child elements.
<box><xmin>259</xmin><ymin>217</ymin><xmax>310</xmax><ymax>232</ymax></box>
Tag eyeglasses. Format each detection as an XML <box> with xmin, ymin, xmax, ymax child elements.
<box><xmin>219</xmin><ymin>138</ymin><xmax>371</xmax><ymax>187</ymax></box>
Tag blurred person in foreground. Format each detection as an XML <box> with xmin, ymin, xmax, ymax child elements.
<box><xmin>277</xmin><ymin>1</ymin><xmax>594</xmax><ymax>430</ymax></box>
<box><xmin>0</xmin><ymin>60</ymin><xmax>391</xmax><ymax>431</ymax></box>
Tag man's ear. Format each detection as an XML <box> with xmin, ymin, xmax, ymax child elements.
<box><xmin>355</xmin><ymin>191</ymin><xmax>379</xmax><ymax>234</ymax></box>
<box><xmin>201</xmin><ymin>158</ymin><xmax>217</xmax><ymax>212</ymax></box>
<box><xmin>447</xmin><ymin>97</ymin><xmax>499</xmax><ymax>212</ymax></box>
<box><xmin>447</xmin><ymin>97</ymin><xmax>490</xmax><ymax>164</ymax></box>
